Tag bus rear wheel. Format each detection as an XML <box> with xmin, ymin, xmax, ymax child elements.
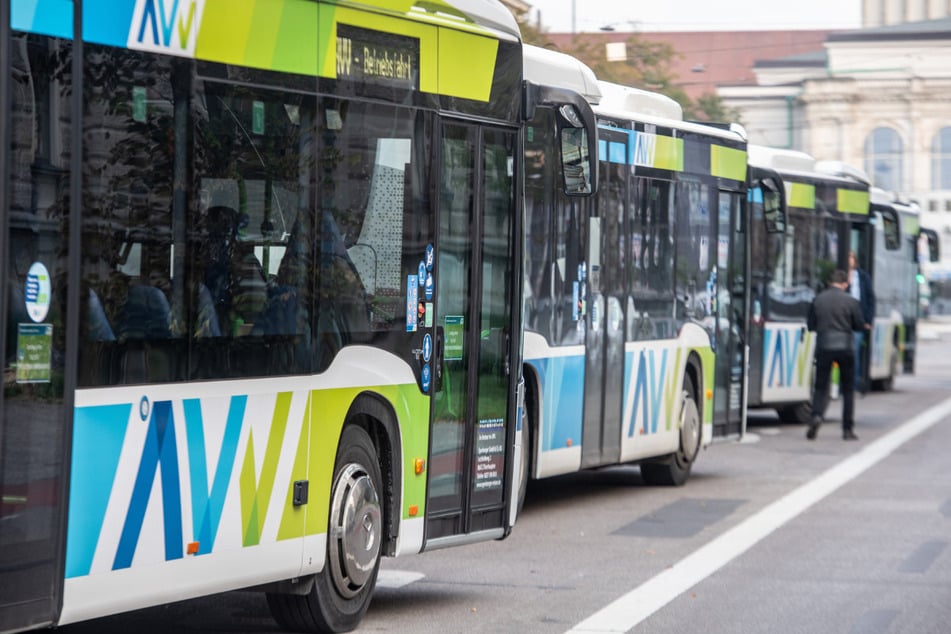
<box><xmin>641</xmin><ymin>376</ymin><xmax>700</xmax><ymax>486</ymax></box>
<box><xmin>267</xmin><ymin>425</ymin><xmax>383</xmax><ymax>633</ymax></box>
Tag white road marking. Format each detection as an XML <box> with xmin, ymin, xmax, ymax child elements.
<box><xmin>376</xmin><ymin>570</ymin><xmax>425</xmax><ymax>589</ymax></box>
<box><xmin>568</xmin><ymin>395</ymin><xmax>951</xmax><ymax>633</ymax></box>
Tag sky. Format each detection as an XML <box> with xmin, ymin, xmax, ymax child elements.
<box><xmin>527</xmin><ymin>0</ymin><xmax>863</xmax><ymax>33</ymax></box>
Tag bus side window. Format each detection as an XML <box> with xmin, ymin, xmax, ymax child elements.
<box><xmin>880</xmin><ymin>209</ymin><xmax>901</xmax><ymax>251</ymax></box>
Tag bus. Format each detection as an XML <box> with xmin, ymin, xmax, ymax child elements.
<box><xmin>745</xmin><ymin>147</ymin><xmax>871</xmax><ymax>422</ymax></box>
<box><xmin>0</xmin><ymin>1</ymin><xmax>596</xmax><ymax>632</ymax></box>
<box><xmin>850</xmin><ymin>185</ymin><xmax>938</xmax><ymax>390</ymax></box>
<box><xmin>520</xmin><ymin>45</ymin><xmax>750</xmax><ymax>491</ymax></box>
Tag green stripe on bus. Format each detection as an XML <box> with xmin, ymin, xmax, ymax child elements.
<box><xmin>197</xmin><ymin>0</ymin><xmax>320</xmax><ymax>76</ymax></box>
<box><xmin>838</xmin><ymin>188</ymin><xmax>870</xmax><ymax>215</ymax></box>
<box><xmin>300</xmin><ymin>384</ymin><xmax>430</xmax><ymax>537</ymax></box>
<box><xmin>787</xmin><ymin>182</ymin><xmax>816</xmax><ymax>210</ymax></box>
<box><xmin>240</xmin><ymin>392</ymin><xmax>292</xmax><ymax>547</ymax></box>
<box><xmin>196</xmin><ymin>0</ymin><xmax>495</xmax><ymax>99</ymax></box>
<box><xmin>277</xmin><ymin>392</ymin><xmax>312</xmax><ymax>541</ymax></box>
<box><xmin>654</xmin><ymin>135</ymin><xmax>684</xmax><ymax>172</ymax></box>
<box><xmin>438</xmin><ymin>28</ymin><xmax>498</xmax><ymax>102</ymax></box>
<box><xmin>902</xmin><ymin>213</ymin><xmax>919</xmax><ymax>235</ymax></box>
<box><xmin>273</xmin><ymin>0</ymin><xmax>321</xmax><ymax>73</ymax></box>
<box><xmin>710</xmin><ymin>145</ymin><xmax>747</xmax><ymax>181</ymax></box>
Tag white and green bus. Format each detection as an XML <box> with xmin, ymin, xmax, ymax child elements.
<box><xmin>745</xmin><ymin>147</ymin><xmax>871</xmax><ymax>422</ymax></box>
<box><xmin>851</xmin><ymin>184</ymin><xmax>937</xmax><ymax>389</ymax></box>
<box><xmin>520</xmin><ymin>46</ymin><xmax>750</xmax><ymax>491</ymax></box>
<box><xmin>0</xmin><ymin>1</ymin><xmax>595</xmax><ymax>632</ymax></box>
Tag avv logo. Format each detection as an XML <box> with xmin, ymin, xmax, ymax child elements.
<box><xmin>128</xmin><ymin>0</ymin><xmax>206</xmax><ymax>57</ymax></box>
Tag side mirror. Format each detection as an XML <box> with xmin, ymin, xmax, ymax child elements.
<box><xmin>558</xmin><ymin>106</ymin><xmax>593</xmax><ymax>196</ymax></box>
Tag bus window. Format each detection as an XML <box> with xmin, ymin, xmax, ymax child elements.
<box><xmin>879</xmin><ymin>208</ymin><xmax>901</xmax><ymax>250</ymax></box>
<box><xmin>761</xmin><ymin>177</ymin><xmax>785</xmax><ymax>234</ymax></box>
<box><xmin>630</xmin><ymin>178</ymin><xmax>675</xmax><ymax>340</ymax></box>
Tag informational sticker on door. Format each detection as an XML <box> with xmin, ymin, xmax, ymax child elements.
<box><xmin>406</xmin><ymin>276</ymin><xmax>418</xmax><ymax>332</ymax></box>
<box><xmin>444</xmin><ymin>315</ymin><xmax>464</xmax><ymax>360</ymax></box>
<box><xmin>16</xmin><ymin>323</ymin><xmax>53</xmax><ymax>383</ymax></box>
<box><xmin>25</xmin><ymin>261</ymin><xmax>51</xmax><ymax>323</ymax></box>
<box><xmin>474</xmin><ymin>417</ymin><xmax>505</xmax><ymax>490</ymax></box>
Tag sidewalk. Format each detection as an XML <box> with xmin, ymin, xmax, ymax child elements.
<box><xmin>918</xmin><ymin>315</ymin><xmax>951</xmax><ymax>340</ymax></box>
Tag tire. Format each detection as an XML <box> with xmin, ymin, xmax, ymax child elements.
<box><xmin>777</xmin><ymin>401</ymin><xmax>812</xmax><ymax>424</ymax></box>
<box><xmin>267</xmin><ymin>425</ymin><xmax>383</xmax><ymax>633</ymax></box>
<box><xmin>641</xmin><ymin>375</ymin><xmax>700</xmax><ymax>487</ymax></box>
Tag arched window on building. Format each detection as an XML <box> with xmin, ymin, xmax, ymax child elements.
<box><xmin>864</xmin><ymin>127</ymin><xmax>903</xmax><ymax>192</ymax></box>
<box><xmin>932</xmin><ymin>127</ymin><xmax>951</xmax><ymax>191</ymax></box>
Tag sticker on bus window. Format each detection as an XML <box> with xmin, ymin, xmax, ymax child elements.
<box><xmin>252</xmin><ymin>101</ymin><xmax>265</xmax><ymax>135</ymax></box>
<box><xmin>16</xmin><ymin>323</ymin><xmax>52</xmax><ymax>384</ymax></box>
<box><xmin>406</xmin><ymin>276</ymin><xmax>418</xmax><ymax>332</ymax></box>
<box><xmin>25</xmin><ymin>261</ymin><xmax>51</xmax><ymax>323</ymax></box>
<box><xmin>132</xmin><ymin>87</ymin><xmax>147</xmax><ymax>122</ymax></box>
<box><xmin>421</xmin><ymin>364</ymin><xmax>431</xmax><ymax>393</ymax></box>
<box><xmin>475</xmin><ymin>417</ymin><xmax>505</xmax><ymax>491</ymax></box>
<box><xmin>444</xmin><ymin>315</ymin><xmax>464</xmax><ymax>360</ymax></box>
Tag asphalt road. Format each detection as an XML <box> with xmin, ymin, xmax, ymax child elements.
<box><xmin>61</xmin><ymin>318</ymin><xmax>951</xmax><ymax>634</ymax></box>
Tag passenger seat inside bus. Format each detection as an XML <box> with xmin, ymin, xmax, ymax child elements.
<box><xmin>115</xmin><ymin>284</ymin><xmax>173</xmax><ymax>383</ymax></box>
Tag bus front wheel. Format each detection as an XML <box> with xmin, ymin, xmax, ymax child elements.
<box><xmin>267</xmin><ymin>425</ymin><xmax>383</xmax><ymax>633</ymax></box>
<box><xmin>641</xmin><ymin>376</ymin><xmax>700</xmax><ymax>486</ymax></box>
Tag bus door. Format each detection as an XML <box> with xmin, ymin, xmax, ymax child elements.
<box><xmin>426</xmin><ymin>121</ymin><xmax>517</xmax><ymax>543</ymax></box>
<box><xmin>711</xmin><ymin>188</ymin><xmax>747</xmax><ymax>437</ymax></box>
<box><xmin>1</xmin><ymin>22</ymin><xmax>74</xmax><ymax>631</ymax></box>
<box><xmin>581</xmin><ymin>129</ymin><xmax>626</xmax><ymax>469</ymax></box>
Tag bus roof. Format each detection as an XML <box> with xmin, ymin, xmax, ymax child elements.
<box><xmin>522</xmin><ymin>44</ymin><xmax>602</xmax><ymax>105</ymax></box>
<box><xmin>870</xmin><ymin>186</ymin><xmax>920</xmax><ymax>213</ymax></box>
<box><xmin>597</xmin><ymin>81</ymin><xmax>683</xmax><ymax>120</ymax></box>
<box><xmin>815</xmin><ymin>160</ymin><xmax>872</xmax><ymax>186</ymax></box>
<box><xmin>411</xmin><ymin>0</ymin><xmax>521</xmax><ymax>39</ymax></box>
<box><xmin>748</xmin><ymin>144</ymin><xmax>816</xmax><ymax>173</ymax></box>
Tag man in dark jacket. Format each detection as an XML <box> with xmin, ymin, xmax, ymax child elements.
<box><xmin>807</xmin><ymin>269</ymin><xmax>866</xmax><ymax>440</ymax></box>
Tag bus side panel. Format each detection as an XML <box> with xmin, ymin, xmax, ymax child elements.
<box><xmin>60</xmin><ymin>350</ymin><xmax>427</xmax><ymax>625</ymax></box>
<box><xmin>758</xmin><ymin>321</ymin><xmax>815</xmax><ymax>405</ymax></box>
<box><xmin>868</xmin><ymin>313</ymin><xmax>901</xmax><ymax>381</ymax></box>
<box><xmin>619</xmin><ymin>340</ymin><xmax>685</xmax><ymax>463</ymax></box>
<box><xmin>617</xmin><ymin>323</ymin><xmax>714</xmax><ymax>464</ymax></box>
<box><xmin>523</xmin><ymin>333</ymin><xmax>584</xmax><ymax>479</ymax></box>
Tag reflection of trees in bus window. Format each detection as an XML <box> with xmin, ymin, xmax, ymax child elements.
<box><xmin>523</xmin><ymin>109</ymin><xmax>555</xmax><ymax>340</ymax></box>
<box><xmin>316</xmin><ymin>100</ymin><xmax>431</xmax><ymax>368</ymax></box>
<box><xmin>627</xmin><ymin>178</ymin><xmax>675</xmax><ymax>341</ymax></box>
<box><xmin>553</xmin><ymin>196</ymin><xmax>587</xmax><ymax>345</ymax></box>
<box><xmin>671</xmin><ymin>180</ymin><xmax>712</xmax><ymax>336</ymax></box>
<box><xmin>766</xmin><ymin>204</ymin><xmax>819</xmax><ymax>321</ymax></box>
<box><xmin>78</xmin><ymin>46</ymin><xmax>180</xmax><ymax>385</ymax></box>
<box><xmin>75</xmin><ymin>48</ymin><xmax>323</xmax><ymax>384</ymax></box>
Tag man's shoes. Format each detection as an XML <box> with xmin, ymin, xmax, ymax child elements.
<box><xmin>843</xmin><ymin>429</ymin><xmax>859</xmax><ymax>441</ymax></box>
<box><xmin>806</xmin><ymin>416</ymin><xmax>821</xmax><ymax>440</ymax></box>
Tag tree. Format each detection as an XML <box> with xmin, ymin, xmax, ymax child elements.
<box><xmin>511</xmin><ymin>16</ymin><xmax>741</xmax><ymax>126</ymax></box>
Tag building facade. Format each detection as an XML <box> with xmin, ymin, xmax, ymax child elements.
<box><xmin>718</xmin><ymin>19</ymin><xmax>951</xmax><ymax>261</ymax></box>
<box><xmin>864</xmin><ymin>0</ymin><xmax>951</xmax><ymax>27</ymax></box>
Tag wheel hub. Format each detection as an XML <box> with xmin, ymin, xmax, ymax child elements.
<box><xmin>328</xmin><ymin>463</ymin><xmax>382</xmax><ymax>598</ymax></box>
